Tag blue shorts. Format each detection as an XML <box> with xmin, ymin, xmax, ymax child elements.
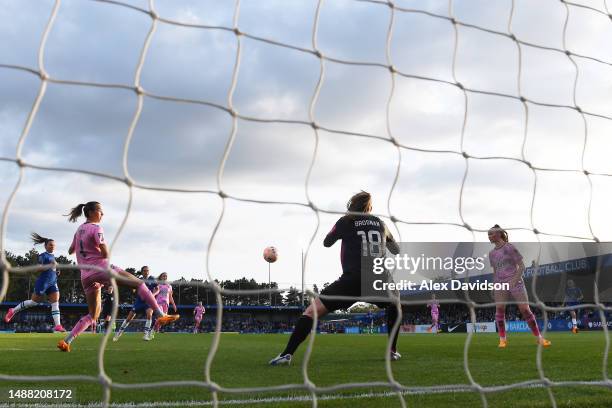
<box><xmin>566</xmin><ymin>301</ymin><xmax>580</xmax><ymax>308</ymax></box>
<box><xmin>34</xmin><ymin>275</ymin><xmax>58</xmax><ymax>296</ymax></box>
<box><xmin>131</xmin><ymin>300</ymin><xmax>150</xmax><ymax>314</ymax></box>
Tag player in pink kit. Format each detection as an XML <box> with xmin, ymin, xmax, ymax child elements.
<box><xmin>149</xmin><ymin>272</ymin><xmax>177</xmax><ymax>339</ymax></box>
<box><xmin>57</xmin><ymin>201</ymin><xmax>179</xmax><ymax>352</ymax></box>
<box><xmin>488</xmin><ymin>224</ymin><xmax>550</xmax><ymax>349</ymax></box>
<box><xmin>193</xmin><ymin>301</ymin><xmax>205</xmax><ymax>334</ymax></box>
<box><xmin>427</xmin><ymin>294</ymin><xmax>440</xmax><ymax>334</ymax></box>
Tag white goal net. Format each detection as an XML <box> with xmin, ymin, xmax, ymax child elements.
<box><xmin>1</xmin><ymin>0</ymin><xmax>612</xmax><ymax>407</ymax></box>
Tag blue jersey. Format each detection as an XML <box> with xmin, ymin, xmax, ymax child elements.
<box><xmin>135</xmin><ymin>276</ymin><xmax>158</xmax><ymax>305</ymax></box>
<box><xmin>37</xmin><ymin>252</ymin><xmax>57</xmax><ymax>285</ymax></box>
<box><xmin>566</xmin><ymin>287</ymin><xmax>582</xmax><ymax>302</ymax></box>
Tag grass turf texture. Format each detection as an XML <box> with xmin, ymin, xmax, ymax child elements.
<box><xmin>0</xmin><ymin>332</ymin><xmax>610</xmax><ymax>407</ymax></box>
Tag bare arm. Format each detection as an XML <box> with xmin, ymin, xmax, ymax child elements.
<box><xmin>99</xmin><ymin>243</ymin><xmax>109</xmax><ymax>259</ymax></box>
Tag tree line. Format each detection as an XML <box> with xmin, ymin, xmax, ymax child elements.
<box><xmin>1</xmin><ymin>249</ymin><xmax>310</xmax><ymax>307</ymax></box>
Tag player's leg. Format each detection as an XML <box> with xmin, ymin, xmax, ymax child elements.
<box><xmin>569</xmin><ymin>309</ymin><xmax>578</xmax><ymax>333</ymax></box>
<box><xmin>59</xmin><ymin>287</ymin><xmax>101</xmax><ymax>352</ymax></box>
<box><xmin>5</xmin><ymin>290</ymin><xmax>44</xmax><ymax>323</ymax></box>
<box><xmin>494</xmin><ymin>289</ymin><xmax>508</xmax><ymax>347</ymax></box>
<box><xmin>115</xmin><ymin>310</ymin><xmax>136</xmax><ymax>341</ymax></box>
<box><xmin>144</xmin><ymin>308</ymin><xmax>154</xmax><ymax>340</ymax></box>
<box><xmin>151</xmin><ymin>303</ymin><xmax>168</xmax><ymax>338</ymax></box>
<box><xmin>47</xmin><ymin>288</ymin><xmax>65</xmax><ymax>332</ymax></box>
<box><xmin>513</xmin><ymin>286</ymin><xmax>550</xmax><ymax>347</ymax></box>
<box><xmin>270</xmin><ymin>298</ymin><xmax>329</xmax><ymax>365</ymax></box>
<box><xmin>384</xmin><ymin>303</ymin><xmax>402</xmax><ymax>360</ymax></box>
<box><xmin>114</xmin><ymin>268</ymin><xmax>178</xmax><ymax>326</ymax></box>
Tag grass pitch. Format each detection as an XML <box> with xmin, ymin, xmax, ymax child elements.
<box><xmin>0</xmin><ymin>331</ymin><xmax>611</xmax><ymax>407</ymax></box>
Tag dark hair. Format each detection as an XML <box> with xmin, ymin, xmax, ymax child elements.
<box><xmin>490</xmin><ymin>224</ymin><xmax>509</xmax><ymax>242</ymax></box>
<box><xmin>66</xmin><ymin>201</ymin><xmax>101</xmax><ymax>223</ymax></box>
<box><xmin>347</xmin><ymin>191</ymin><xmax>372</xmax><ymax>213</ymax></box>
<box><xmin>158</xmin><ymin>272</ymin><xmax>167</xmax><ymax>280</ymax></box>
<box><xmin>31</xmin><ymin>232</ymin><xmax>53</xmax><ymax>245</ymax></box>
<box><xmin>141</xmin><ymin>266</ymin><xmax>149</xmax><ymax>273</ymax></box>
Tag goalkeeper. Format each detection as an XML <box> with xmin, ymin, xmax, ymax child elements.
<box><xmin>269</xmin><ymin>191</ymin><xmax>402</xmax><ymax>366</ymax></box>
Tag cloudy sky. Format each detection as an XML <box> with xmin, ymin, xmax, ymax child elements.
<box><xmin>1</xmin><ymin>0</ymin><xmax>612</xmax><ymax>291</ymax></box>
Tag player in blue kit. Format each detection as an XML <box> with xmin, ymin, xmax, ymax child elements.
<box><xmin>564</xmin><ymin>279</ymin><xmax>583</xmax><ymax>334</ymax></box>
<box><xmin>113</xmin><ymin>265</ymin><xmax>158</xmax><ymax>341</ymax></box>
<box><xmin>4</xmin><ymin>233</ymin><xmax>66</xmax><ymax>332</ymax></box>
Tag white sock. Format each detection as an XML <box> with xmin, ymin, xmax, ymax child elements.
<box><xmin>51</xmin><ymin>302</ymin><xmax>61</xmax><ymax>326</ymax></box>
<box><xmin>13</xmin><ymin>299</ymin><xmax>39</xmax><ymax>314</ymax></box>
<box><xmin>572</xmin><ymin>318</ymin><xmax>577</xmax><ymax>327</ymax></box>
<box><xmin>120</xmin><ymin>320</ymin><xmax>130</xmax><ymax>330</ymax></box>
<box><xmin>145</xmin><ymin>319</ymin><xmax>152</xmax><ymax>333</ymax></box>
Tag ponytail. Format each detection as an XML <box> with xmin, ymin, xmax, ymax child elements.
<box><xmin>31</xmin><ymin>232</ymin><xmax>52</xmax><ymax>245</ymax></box>
<box><xmin>66</xmin><ymin>201</ymin><xmax>100</xmax><ymax>223</ymax></box>
<box><xmin>491</xmin><ymin>224</ymin><xmax>509</xmax><ymax>242</ymax></box>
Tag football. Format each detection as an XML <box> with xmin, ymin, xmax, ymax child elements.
<box><xmin>263</xmin><ymin>246</ymin><xmax>278</xmax><ymax>263</ymax></box>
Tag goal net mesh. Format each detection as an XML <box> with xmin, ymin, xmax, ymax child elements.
<box><xmin>1</xmin><ymin>0</ymin><xmax>612</xmax><ymax>407</ymax></box>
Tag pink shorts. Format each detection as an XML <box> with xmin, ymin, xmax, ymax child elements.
<box><xmin>81</xmin><ymin>265</ymin><xmax>124</xmax><ymax>296</ymax></box>
<box><xmin>195</xmin><ymin>316</ymin><xmax>202</xmax><ymax>323</ymax></box>
<box><xmin>495</xmin><ymin>279</ymin><xmax>529</xmax><ymax>303</ymax></box>
<box><xmin>431</xmin><ymin>312</ymin><xmax>439</xmax><ymax>319</ymax></box>
<box><xmin>158</xmin><ymin>303</ymin><xmax>169</xmax><ymax>314</ymax></box>
<box><xmin>81</xmin><ymin>270</ymin><xmax>112</xmax><ymax>296</ymax></box>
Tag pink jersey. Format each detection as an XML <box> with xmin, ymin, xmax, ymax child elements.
<box><xmin>71</xmin><ymin>223</ymin><xmax>108</xmax><ymax>279</ymax></box>
<box><xmin>489</xmin><ymin>242</ymin><xmax>523</xmax><ymax>283</ymax></box>
<box><xmin>428</xmin><ymin>301</ymin><xmax>439</xmax><ymax>315</ymax></box>
<box><xmin>194</xmin><ymin>305</ymin><xmax>205</xmax><ymax>319</ymax></box>
<box><xmin>156</xmin><ymin>283</ymin><xmax>172</xmax><ymax>305</ymax></box>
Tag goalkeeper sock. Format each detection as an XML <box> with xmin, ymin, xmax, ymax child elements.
<box><xmin>281</xmin><ymin>315</ymin><xmax>313</xmax><ymax>356</ymax></box>
<box><xmin>13</xmin><ymin>299</ymin><xmax>40</xmax><ymax>314</ymax></box>
<box><xmin>386</xmin><ymin>305</ymin><xmax>400</xmax><ymax>352</ymax></box>
<box><xmin>137</xmin><ymin>283</ymin><xmax>164</xmax><ymax>317</ymax></box>
<box><xmin>572</xmin><ymin>318</ymin><xmax>577</xmax><ymax>327</ymax></box>
<box><xmin>50</xmin><ymin>302</ymin><xmax>61</xmax><ymax>326</ymax></box>
<box><xmin>65</xmin><ymin>315</ymin><xmax>94</xmax><ymax>344</ymax></box>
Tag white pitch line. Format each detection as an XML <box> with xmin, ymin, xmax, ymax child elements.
<box><xmin>0</xmin><ymin>385</ymin><xmax>510</xmax><ymax>408</ymax></box>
